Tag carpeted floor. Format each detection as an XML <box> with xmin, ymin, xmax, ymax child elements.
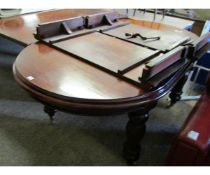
<box><xmin>0</xmin><ymin>31</ymin><xmax>202</xmax><ymax>165</ymax></box>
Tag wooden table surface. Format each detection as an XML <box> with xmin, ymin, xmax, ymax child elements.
<box><xmin>15</xmin><ymin>42</ymin><xmax>144</xmax><ymax>100</ymax></box>
<box><xmin>0</xmin><ymin>9</ymin><xmax>196</xmax><ymax>105</ymax></box>
<box><xmin>0</xmin><ymin>9</ymin><xmax>107</xmax><ymax>45</ymax></box>
<box><xmin>13</xmin><ymin>14</ymin><xmax>198</xmax><ymax>104</ymax></box>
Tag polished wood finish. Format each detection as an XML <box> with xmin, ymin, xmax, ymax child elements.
<box><xmin>15</xmin><ymin>42</ymin><xmax>144</xmax><ymax>100</ymax></box>
<box><xmin>0</xmin><ymin>9</ymin><xmax>107</xmax><ymax>45</ymax></box>
<box><xmin>3</xmin><ymin>9</ymin><xmax>207</xmax><ymax>165</ymax></box>
<box><xmin>13</xmin><ymin>54</ymin><xmax>193</xmax><ymax>114</ymax></box>
<box><xmin>168</xmin><ymin>73</ymin><xmax>189</xmax><ymax>107</ymax></box>
<box><xmin>31</xmin><ymin>14</ymin><xmax>199</xmax><ymax>86</ymax></box>
<box><xmin>123</xmin><ymin>102</ymin><xmax>157</xmax><ymax>165</ymax></box>
<box><xmin>12</xmin><ymin>20</ymin><xmax>207</xmax><ymax>111</ymax></box>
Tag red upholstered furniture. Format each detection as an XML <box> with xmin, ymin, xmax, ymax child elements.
<box><xmin>167</xmin><ymin>78</ymin><xmax>210</xmax><ymax>166</ymax></box>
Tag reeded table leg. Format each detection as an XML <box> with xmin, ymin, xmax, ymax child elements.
<box><xmin>168</xmin><ymin>74</ymin><xmax>188</xmax><ymax>107</ymax></box>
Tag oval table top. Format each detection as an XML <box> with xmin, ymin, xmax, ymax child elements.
<box><xmin>13</xmin><ymin>17</ymin><xmax>198</xmax><ymax>114</ymax></box>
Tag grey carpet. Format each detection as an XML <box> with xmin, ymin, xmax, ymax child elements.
<box><xmin>0</xmin><ymin>35</ymin><xmax>197</xmax><ymax>166</ymax></box>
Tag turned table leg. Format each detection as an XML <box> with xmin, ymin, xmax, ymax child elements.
<box><xmin>123</xmin><ymin>101</ymin><xmax>157</xmax><ymax>165</ymax></box>
<box><xmin>44</xmin><ymin>105</ymin><xmax>56</xmax><ymax>124</ymax></box>
<box><xmin>168</xmin><ymin>73</ymin><xmax>188</xmax><ymax>107</ymax></box>
<box><xmin>123</xmin><ymin>109</ymin><xmax>149</xmax><ymax>165</ymax></box>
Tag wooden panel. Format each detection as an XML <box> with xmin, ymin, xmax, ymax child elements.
<box><xmin>124</xmin><ymin>46</ymin><xmax>184</xmax><ymax>82</ymax></box>
<box><xmin>38</xmin><ymin>22</ymin><xmax>129</xmax><ymax>44</ymax></box>
<box><xmin>35</xmin><ymin>11</ymin><xmax>123</xmax><ymax>40</ymax></box>
<box><xmin>124</xmin><ymin>59</ymin><xmax>186</xmax><ymax>85</ymax></box>
<box><xmin>86</xmin><ymin>11</ymin><xmax>121</xmax><ymax>28</ymax></box>
<box><xmin>141</xmin><ymin>46</ymin><xmax>184</xmax><ymax>80</ymax></box>
<box><xmin>104</xmin><ymin>24</ymin><xmax>190</xmax><ymax>52</ymax></box>
<box><xmin>34</xmin><ymin>13</ymin><xmax>129</xmax><ymax>44</ymax></box>
<box><xmin>43</xmin><ymin>29</ymin><xmax>95</xmax><ymax>44</ymax></box>
<box><xmin>36</xmin><ymin>16</ymin><xmax>85</xmax><ymax>39</ymax></box>
<box><xmin>147</xmin><ymin>60</ymin><xmax>188</xmax><ymax>87</ymax></box>
<box><xmin>53</xmin><ymin>32</ymin><xmax>159</xmax><ymax>73</ymax></box>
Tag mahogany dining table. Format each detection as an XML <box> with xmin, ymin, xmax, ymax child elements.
<box><xmin>0</xmin><ymin>9</ymin><xmax>209</xmax><ymax>165</ymax></box>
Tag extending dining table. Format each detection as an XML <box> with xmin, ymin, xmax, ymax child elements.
<box><xmin>0</xmin><ymin>9</ymin><xmax>209</xmax><ymax>165</ymax></box>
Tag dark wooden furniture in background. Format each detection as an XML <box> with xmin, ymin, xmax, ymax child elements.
<box><xmin>1</xmin><ymin>9</ymin><xmax>210</xmax><ymax>165</ymax></box>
